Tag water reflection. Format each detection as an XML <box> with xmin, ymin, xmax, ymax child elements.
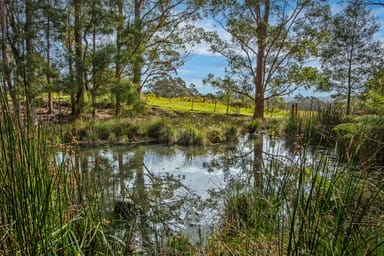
<box><xmin>68</xmin><ymin>135</ymin><xmax>334</xmax><ymax>253</ymax></box>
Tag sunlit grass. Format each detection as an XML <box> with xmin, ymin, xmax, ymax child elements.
<box><xmin>145</xmin><ymin>95</ymin><xmax>290</xmax><ymax>119</ymax></box>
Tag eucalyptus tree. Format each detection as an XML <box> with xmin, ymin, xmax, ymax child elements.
<box><xmin>149</xmin><ymin>76</ymin><xmax>189</xmax><ymax>97</ymax></box>
<box><xmin>113</xmin><ymin>0</ymin><xmax>202</xmax><ymax>114</ymax></box>
<box><xmin>203</xmin><ymin>0</ymin><xmax>329</xmax><ymax>119</ymax></box>
<box><xmin>83</xmin><ymin>0</ymin><xmax>115</xmax><ymax>117</ymax></box>
<box><xmin>320</xmin><ymin>0</ymin><xmax>383</xmax><ymax>115</ymax></box>
<box><xmin>60</xmin><ymin>0</ymin><xmax>115</xmax><ymax>118</ymax></box>
<box><xmin>4</xmin><ymin>0</ymin><xmax>46</xmax><ymax>124</ymax></box>
<box><xmin>39</xmin><ymin>0</ymin><xmax>66</xmax><ymax>114</ymax></box>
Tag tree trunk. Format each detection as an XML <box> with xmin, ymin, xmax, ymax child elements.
<box><xmin>25</xmin><ymin>0</ymin><xmax>36</xmax><ymax>125</ymax></box>
<box><xmin>115</xmin><ymin>0</ymin><xmax>123</xmax><ymax>115</ymax></box>
<box><xmin>346</xmin><ymin>47</ymin><xmax>353</xmax><ymax>116</ymax></box>
<box><xmin>67</xmin><ymin>6</ymin><xmax>75</xmax><ymax>116</ymax></box>
<box><xmin>74</xmin><ymin>0</ymin><xmax>84</xmax><ymax>118</ymax></box>
<box><xmin>0</xmin><ymin>0</ymin><xmax>19</xmax><ymax>114</ymax></box>
<box><xmin>92</xmin><ymin>25</ymin><xmax>97</xmax><ymax>118</ymax></box>
<box><xmin>133</xmin><ymin>0</ymin><xmax>144</xmax><ymax>96</ymax></box>
<box><xmin>253</xmin><ymin>0</ymin><xmax>269</xmax><ymax>120</ymax></box>
<box><xmin>46</xmin><ymin>8</ymin><xmax>53</xmax><ymax>114</ymax></box>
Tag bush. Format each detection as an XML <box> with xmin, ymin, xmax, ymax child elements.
<box><xmin>177</xmin><ymin>126</ymin><xmax>205</xmax><ymax>146</ymax></box>
<box><xmin>146</xmin><ymin>119</ymin><xmax>176</xmax><ymax>144</ymax></box>
<box><xmin>126</xmin><ymin>123</ymin><xmax>142</xmax><ymax>140</ymax></box>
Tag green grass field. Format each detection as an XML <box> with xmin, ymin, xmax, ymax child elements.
<box><xmin>145</xmin><ymin>95</ymin><xmax>288</xmax><ymax>118</ymax></box>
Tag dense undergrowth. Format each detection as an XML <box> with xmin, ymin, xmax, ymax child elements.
<box><xmin>283</xmin><ymin>93</ymin><xmax>384</xmax><ymax>167</ymax></box>
<box><xmin>60</xmin><ymin>111</ymin><xmax>248</xmax><ymax>147</ymax></box>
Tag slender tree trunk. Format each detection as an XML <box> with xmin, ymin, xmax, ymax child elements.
<box><xmin>67</xmin><ymin>6</ymin><xmax>75</xmax><ymax>115</ymax></box>
<box><xmin>115</xmin><ymin>0</ymin><xmax>123</xmax><ymax>115</ymax></box>
<box><xmin>133</xmin><ymin>0</ymin><xmax>144</xmax><ymax>95</ymax></box>
<box><xmin>0</xmin><ymin>0</ymin><xmax>19</xmax><ymax>114</ymax></box>
<box><xmin>254</xmin><ymin>49</ymin><xmax>265</xmax><ymax>119</ymax></box>
<box><xmin>74</xmin><ymin>0</ymin><xmax>84</xmax><ymax>118</ymax></box>
<box><xmin>25</xmin><ymin>0</ymin><xmax>36</xmax><ymax>125</ymax></box>
<box><xmin>92</xmin><ymin>25</ymin><xmax>97</xmax><ymax>118</ymax></box>
<box><xmin>46</xmin><ymin>9</ymin><xmax>53</xmax><ymax>114</ymax></box>
<box><xmin>346</xmin><ymin>44</ymin><xmax>354</xmax><ymax>116</ymax></box>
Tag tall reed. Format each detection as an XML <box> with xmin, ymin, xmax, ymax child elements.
<box><xmin>0</xmin><ymin>96</ymin><xmax>112</xmax><ymax>255</ymax></box>
<box><xmin>207</xmin><ymin>134</ymin><xmax>384</xmax><ymax>255</ymax></box>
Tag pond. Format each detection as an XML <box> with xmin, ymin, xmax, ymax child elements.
<box><xmin>65</xmin><ymin>134</ymin><xmax>338</xmax><ymax>253</ymax></box>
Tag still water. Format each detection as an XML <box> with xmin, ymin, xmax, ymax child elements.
<box><xmin>66</xmin><ymin>134</ymin><xmax>335</xmax><ymax>252</ymax></box>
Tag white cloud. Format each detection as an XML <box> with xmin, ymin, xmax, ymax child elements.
<box><xmin>181</xmin><ymin>17</ymin><xmax>231</xmax><ymax>56</ymax></box>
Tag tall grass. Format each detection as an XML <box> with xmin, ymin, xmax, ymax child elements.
<box><xmin>284</xmin><ymin>104</ymin><xmax>345</xmax><ymax>146</ymax></box>
<box><xmin>206</xmin><ymin>134</ymin><xmax>384</xmax><ymax>255</ymax></box>
<box><xmin>0</xmin><ymin>97</ymin><xmax>113</xmax><ymax>255</ymax></box>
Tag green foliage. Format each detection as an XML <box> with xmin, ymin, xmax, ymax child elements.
<box><xmin>150</xmin><ymin>77</ymin><xmax>191</xmax><ymax>98</ymax></box>
<box><xmin>366</xmin><ymin>91</ymin><xmax>384</xmax><ymax>115</ymax></box>
<box><xmin>0</xmin><ymin>100</ymin><xmax>113</xmax><ymax>254</ymax></box>
<box><xmin>284</xmin><ymin>105</ymin><xmax>345</xmax><ymax>145</ymax></box>
<box><xmin>146</xmin><ymin>119</ymin><xmax>176</xmax><ymax>144</ymax></box>
<box><xmin>319</xmin><ymin>0</ymin><xmax>382</xmax><ymax>115</ymax></box>
<box><xmin>177</xmin><ymin>126</ymin><xmax>205</xmax><ymax>146</ymax></box>
<box><xmin>334</xmin><ymin>114</ymin><xmax>384</xmax><ymax>166</ymax></box>
<box><xmin>208</xmin><ymin>143</ymin><xmax>384</xmax><ymax>255</ymax></box>
<box><xmin>284</xmin><ymin>115</ymin><xmax>304</xmax><ymax>138</ymax></box>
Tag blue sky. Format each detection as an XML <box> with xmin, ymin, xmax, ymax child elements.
<box><xmin>177</xmin><ymin>2</ymin><xmax>384</xmax><ymax>98</ymax></box>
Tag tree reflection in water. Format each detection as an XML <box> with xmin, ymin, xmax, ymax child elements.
<box><xmin>72</xmin><ymin>136</ymin><xmax>299</xmax><ymax>254</ymax></box>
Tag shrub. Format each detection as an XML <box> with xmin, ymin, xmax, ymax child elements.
<box><xmin>146</xmin><ymin>119</ymin><xmax>176</xmax><ymax>144</ymax></box>
<box><xmin>177</xmin><ymin>126</ymin><xmax>205</xmax><ymax>146</ymax></box>
<box><xmin>126</xmin><ymin>123</ymin><xmax>141</xmax><ymax>140</ymax></box>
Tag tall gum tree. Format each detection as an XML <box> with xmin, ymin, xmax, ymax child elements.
<box><xmin>204</xmin><ymin>0</ymin><xmax>329</xmax><ymax>119</ymax></box>
<box><xmin>5</xmin><ymin>0</ymin><xmax>41</xmax><ymax>124</ymax></box>
<box><xmin>113</xmin><ymin>0</ymin><xmax>201</xmax><ymax>113</ymax></box>
<box><xmin>320</xmin><ymin>0</ymin><xmax>383</xmax><ymax>115</ymax></box>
